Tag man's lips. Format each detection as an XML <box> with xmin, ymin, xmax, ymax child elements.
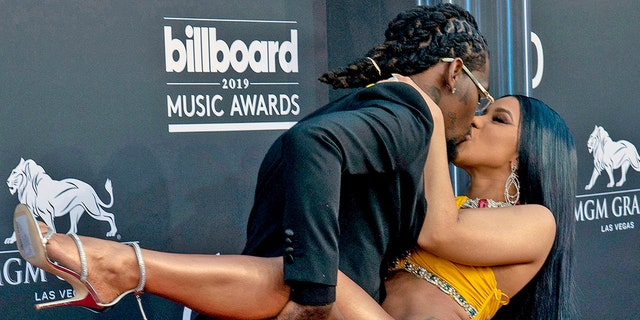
<box><xmin>457</xmin><ymin>130</ymin><xmax>472</xmax><ymax>145</ymax></box>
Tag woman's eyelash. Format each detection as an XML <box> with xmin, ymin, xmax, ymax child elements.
<box><xmin>493</xmin><ymin>116</ymin><xmax>507</xmax><ymax>123</ymax></box>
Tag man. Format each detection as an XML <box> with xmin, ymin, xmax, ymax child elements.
<box><xmin>200</xmin><ymin>3</ymin><xmax>492</xmax><ymax>319</ymax></box>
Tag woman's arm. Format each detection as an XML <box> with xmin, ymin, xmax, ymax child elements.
<box><xmin>417</xmin><ymin>108</ymin><xmax>555</xmax><ymax>266</ymax></box>
<box><xmin>391</xmin><ymin>75</ymin><xmax>556</xmax><ymax>268</ymax></box>
<box><xmin>420</xmin><ymin>203</ymin><xmax>556</xmax><ymax>267</ymax></box>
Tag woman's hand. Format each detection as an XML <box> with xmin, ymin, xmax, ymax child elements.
<box><xmin>378</xmin><ymin>74</ymin><xmax>444</xmax><ymax>133</ymax></box>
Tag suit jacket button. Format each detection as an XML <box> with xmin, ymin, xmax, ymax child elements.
<box><xmin>284</xmin><ymin>247</ymin><xmax>295</xmax><ymax>264</ymax></box>
<box><xmin>285</xmin><ymin>254</ymin><xmax>295</xmax><ymax>264</ymax></box>
<box><xmin>284</xmin><ymin>229</ymin><xmax>294</xmax><ymax>236</ymax></box>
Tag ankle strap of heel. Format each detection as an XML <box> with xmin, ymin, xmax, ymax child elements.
<box><xmin>129</xmin><ymin>242</ymin><xmax>145</xmax><ymax>293</ymax></box>
<box><xmin>129</xmin><ymin>242</ymin><xmax>148</xmax><ymax>320</ymax></box>
<box><xmin>68</xmin><ymin>234</ymin><xmax>88</xmax><ymax>282</ymax></box>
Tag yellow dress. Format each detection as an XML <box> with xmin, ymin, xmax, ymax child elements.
<box><xmin>389</xmin><ymin>196</ymin><xmax>509</xmax><ymax>319</ymax></box>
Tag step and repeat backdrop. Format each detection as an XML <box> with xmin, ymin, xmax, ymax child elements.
<box><xmin>1</xmin><ymin>1</ymin><xmax>637</xmax><ymax>319</ymax></box>
<box><xmin>530</xmin><ymin>1</ymin><xmax>640</xmax><ymax>318</ymax></box>
<box><xmin>0</xmin><ymin>1</ymin><xmax>327</xmax><ymax>319</ymax></box>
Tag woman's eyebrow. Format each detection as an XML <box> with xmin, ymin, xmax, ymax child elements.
<box><xmin>493</xmin><ymin>107</ymin><xmax>513</xmax><ymax>120</ymax></box>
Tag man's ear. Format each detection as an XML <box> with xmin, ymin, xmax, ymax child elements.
<box><xmin>442</xmin><ymin>57</ymin><xmax>464</xmax><ymax>93</ymax></box>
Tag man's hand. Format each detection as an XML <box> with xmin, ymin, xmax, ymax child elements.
<box><xmin>275</xmin><ymin>300</ymin><xmax>343</xmax><ymax>320</ymax></box>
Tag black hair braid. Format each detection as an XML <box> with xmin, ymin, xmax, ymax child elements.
<box><xmin>317</xmin><ymin>53</ymin><xmax>385</xmax><ymax>90</ymax></box>
<box><xmin>319</xmin><ymin>3</ymin><xmax>488</xmax><ymax>89</ymax></box>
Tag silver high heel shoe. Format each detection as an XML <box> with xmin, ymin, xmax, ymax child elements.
<box><xmin>14</xmin><ymin>203</ymin><xmax>149</xmax><ymax>319</ymax></box>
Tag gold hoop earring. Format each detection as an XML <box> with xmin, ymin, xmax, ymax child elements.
<box><xmin>366</xmin><ymin>57</ymin><xmax>382</xmax><ymax>76</ymax></box>
<box><xmin>504</xmin><ymin>161</ymin><xmax>520</xmax><ymax>205</ymax></box>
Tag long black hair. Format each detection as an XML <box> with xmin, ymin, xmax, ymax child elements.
<box><xmin>493</xmin><ymin>95</ymin><xmax>579</xmax><ymax>319</ymax></box>
<box><xmin>319</xmin><ymin>3</ymin><xmax>489</xmax><ymax>89</ymax></box>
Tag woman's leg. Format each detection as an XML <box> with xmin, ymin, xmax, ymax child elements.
<box><xmin>42</xmin><ymin>227</ymin><xmax>289</xmax><ymax>319</ymax></box>
<box><xmin>144</xmin><ymin>250</ymin><xmax>290</xmax><ymax>318</ymax></box>
<box><xmin>336</xmin><ymin>272</ymin><xmax>394</xmax><ymax>320</ymax></box>
<box><xmin>41</xmin><ymin>223</ymin><xmax>394</xmax><ymax>319</ymax></box>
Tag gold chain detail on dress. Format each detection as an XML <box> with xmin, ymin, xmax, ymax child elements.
<box><xmin>389</xmin><ymin>252</ymin><xmax>478</xmax><ymax>319</ymax></box>
<box><xmin>387</xmin><ymin>199</ymin><xmax>513</xmax><ymax>318</ymax></box>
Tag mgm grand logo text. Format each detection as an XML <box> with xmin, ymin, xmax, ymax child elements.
<box><xmin>0</xmin><ymin>258</ymin><xmax>46</xmax><ymax>286</ymax></box>
<box><xmin>164</xmin><ymin>24</ymin><xmax>300</xmax><ymax>119</ymax></box>
<box><xmin>575</xmin><ymin>192</ymin><xmax>638</xmax><ymax>232</ymax></box>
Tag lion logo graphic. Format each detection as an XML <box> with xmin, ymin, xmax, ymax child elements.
<box><xmin>585</xmin><ymin>125</ymin><xmax>640</xmax><ymax>190</ymax></box>
<box><xmin>4</xmin><ymin>158</ymin><xmax>118</xmax><ymax>244</ymax></box>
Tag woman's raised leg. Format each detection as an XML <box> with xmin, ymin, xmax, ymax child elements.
<box><xmin>41</xmin><ymin>225</ymin><xmax>289</xmax><ymax>319</ymax></box>
<box><xmin>38</xmin><ymin>221</ymin><xmax>394</xmax><ymax>319</ymax></box>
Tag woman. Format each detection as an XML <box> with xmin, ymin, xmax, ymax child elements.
<box><xmin>12</xmin><ymin>92</ymin><xmax>578</xmax><ymax>320</ymax></box>
<box><xmin>379</xmin><ymin>92</ymin><xmax>578</xmax><ymax>319</ymax></box>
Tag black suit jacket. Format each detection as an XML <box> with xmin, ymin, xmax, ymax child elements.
<box><xmin>241</xmin><ymin>81</ymin><xmax>433</xmax><ymax>305</ymax></box>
